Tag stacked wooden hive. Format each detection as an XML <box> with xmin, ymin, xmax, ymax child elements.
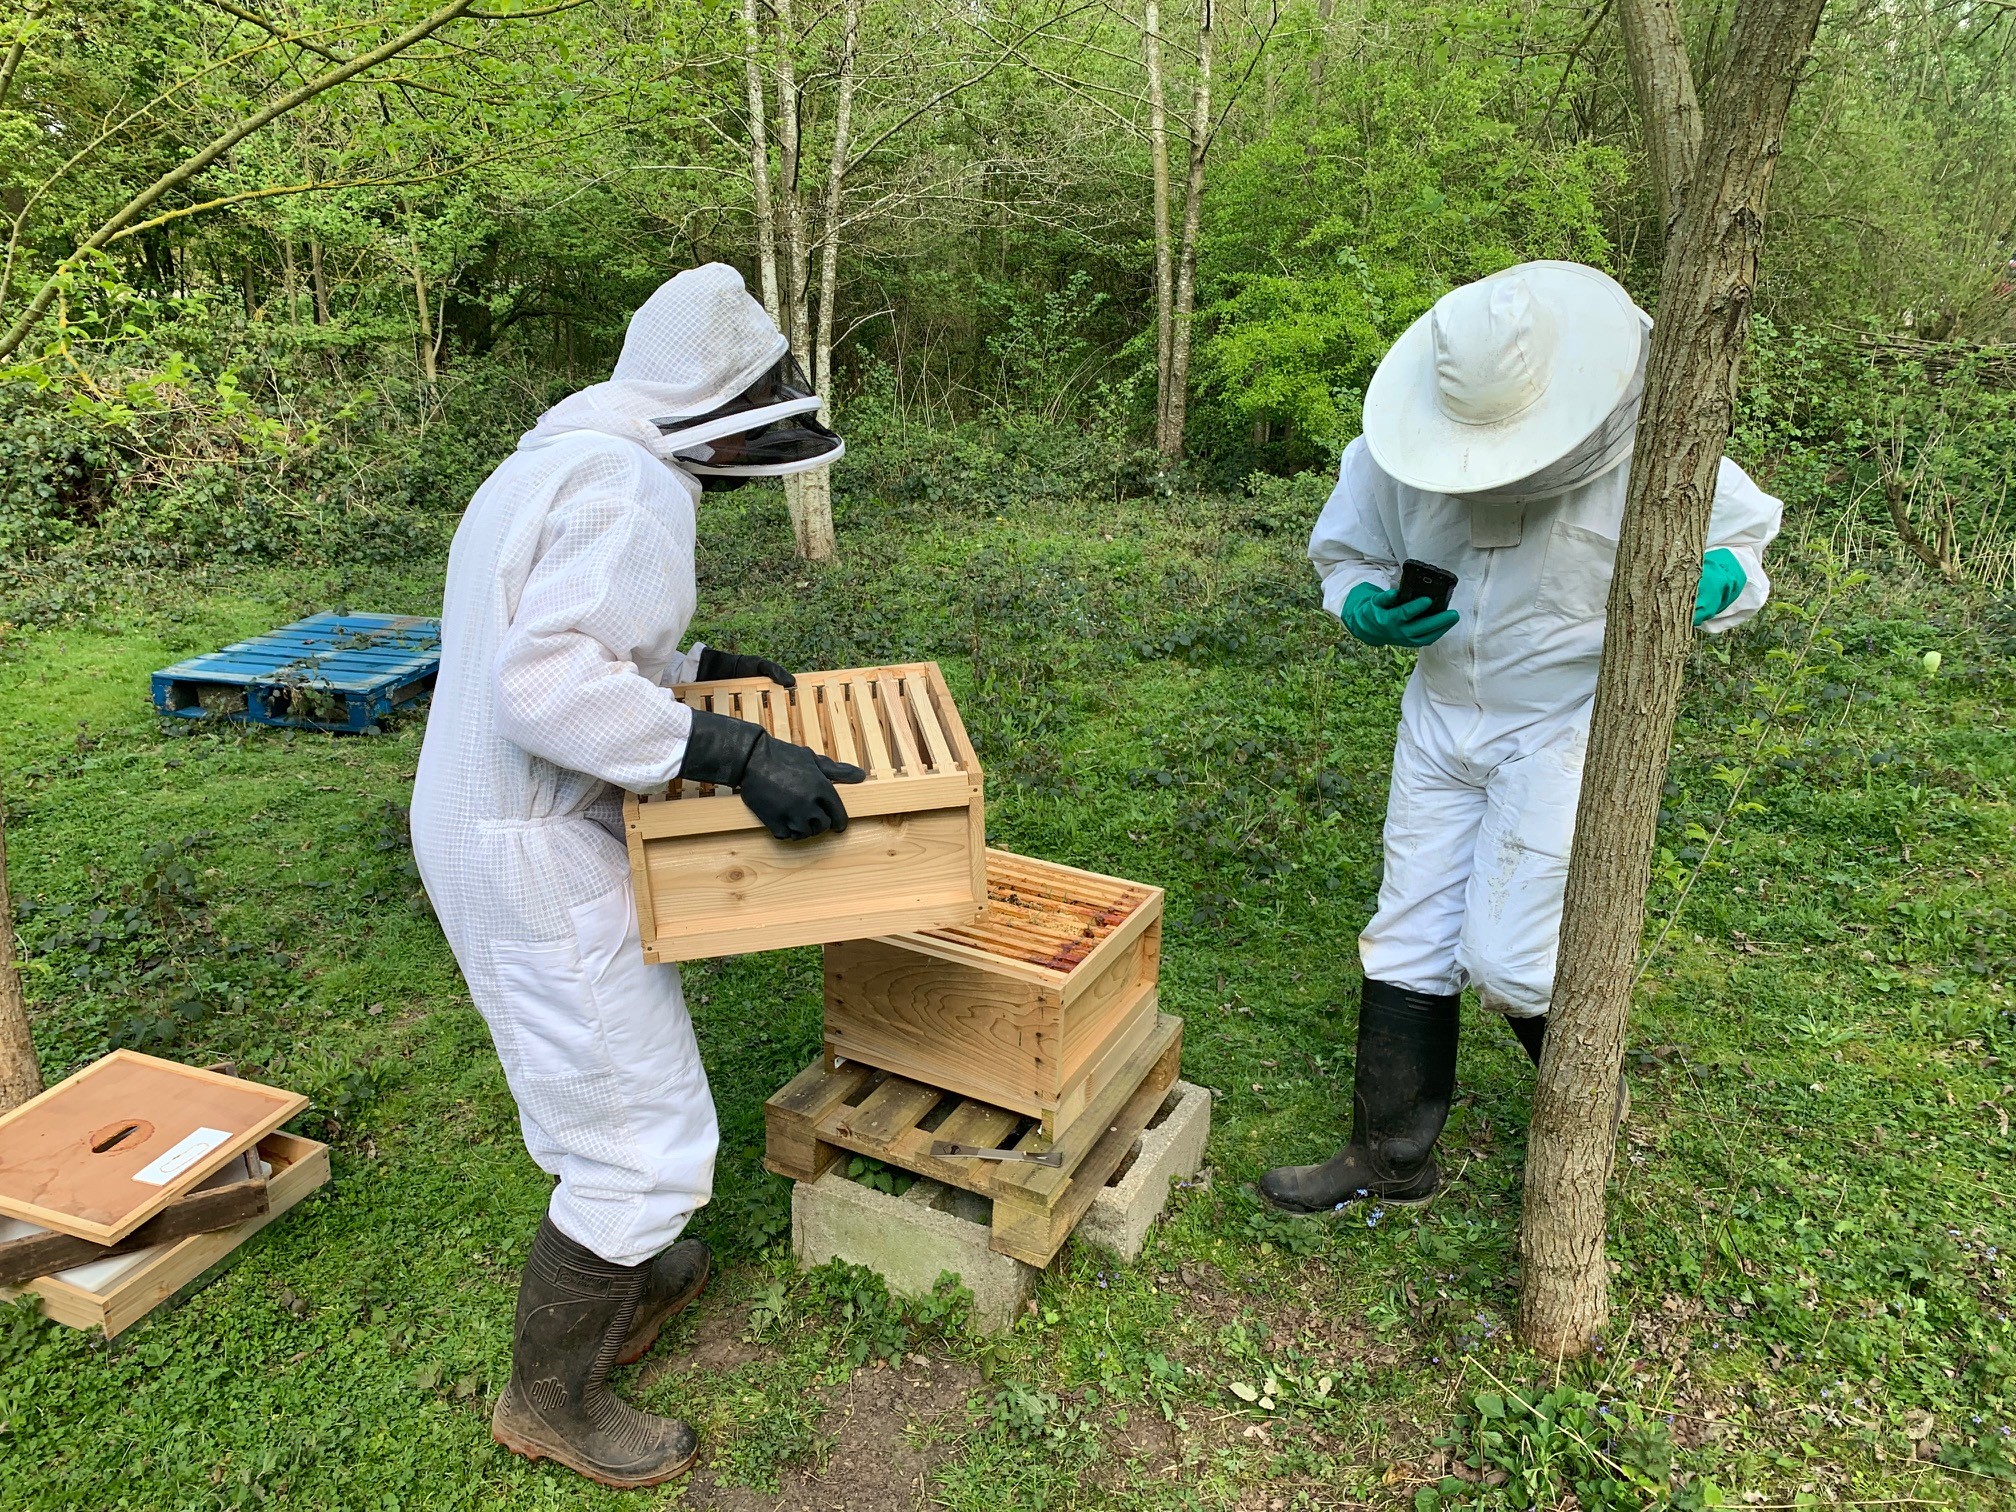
<box><xmin>623</xmin><ymin>662</ymin><xmax>1179</xmax><ymax>1268</ymax></box>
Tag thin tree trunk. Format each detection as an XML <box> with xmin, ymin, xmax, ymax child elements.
<box><xmin>812</xmin><ymin>0</ymin><xmax>859</xmax><ymax>408</ymax></box>
<box><xmin>309</xmin><ymin>236</ymin><xmax>329</xmax><ymax>324</ymax></box>
<box><xmin>1161</xmin><ymin>0</ymin><xmax>1213</xmax><ymax>459</ymax></box>
<box><xmin>411</xmin><ymin>244</ymin><xmax>435</xmax><ymax>385</ymax></box>
<box><xmin>0</xmin><ymin>796</ymin><xmax>42</xmax><ymax>1114</ymax></box>
<box><xmin>773</xmin><ymin>0</ymin><xmax>811</xmax><ymax>359</ymax></box>
<box><xmin>741</xmin><ymin>0</ymin><xmax>781</xmax><ymax>322</ymax></box>
<box><xmin>1617</xmin><ymin>0</ymin><xmax>1702</xmax><ymax>230</ymax></box>
<box><xmin>1517</xmin><ymin>0</ymin><xmax>1829</xmax><ymax>1358</ymax></box>
<box><xmin>1145</xmin><ymin>0</ymin><xmax>1175</xmax><ymax>446</ymax></box>
<box><xmin>282</xmin><ymin>237</ymin><xmax>298</xmax><ymax>324</ymax></box>
<box><xmin>1308</xmin><ymin>0</ymin><xmax>1335</xmax><ymax>99</ymax></box>
<box><xmin>772</xmin><ymin>0</ymin><xmax>824</xmax><ymax>561</ymax></box>
<box><xmin>789</xmin><ymin>0</ymin><xmax>860</xmax><ymax>566</ymax></box>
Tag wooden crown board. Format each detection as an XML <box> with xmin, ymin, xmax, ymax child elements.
<box><xmin>632</xmin><ymin>663</ymin><xmax>981</xmax><ymax>838</ymax></box>
<box><xmin>0</xmin><ymin>1132</ymin><xmax>330</xmax><ymax>1337</ymax></box>
<box><xmin>0</xmin><ymin>1051</ymin><xmax>307</xmax><ymax>1245</ymax></box>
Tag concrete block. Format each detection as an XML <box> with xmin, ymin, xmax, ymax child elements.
<box><xmin>792</xmin><ymin>1170</ymin><xmax>1037</xmax><ymax>1333</ymax></box>
<box><xmin>1076</xmin><ymin>1079</ymin><xmax>1212</xmax><ymax>1261</ymax></box>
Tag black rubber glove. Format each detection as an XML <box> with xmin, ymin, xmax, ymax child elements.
<box><xmin>695</xmin><ymin>646</ymin><xmax>795</xmax><ymax>687</ymax></box>
<box><xmin>680</xmin><ymin>708</ymin><xmax>865</xmax><ymax>840</ymax></box>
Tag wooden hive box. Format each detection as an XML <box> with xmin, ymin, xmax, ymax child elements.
<box><xmin>625</xmin><ymin>662</ymin><xmax>985</xmax><ymax>963</ymax></box>
<box><xmin>0</xmin><ymin>1131</ymin><xmax>330</xmax><ymax>1337</ymax></box>
<box><xmin>822</xmin><ymin>851</ymin><xmax>1163</xmax><ymax>1137</ymax></box>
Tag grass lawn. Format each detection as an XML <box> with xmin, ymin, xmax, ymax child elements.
<box><xmin>0</xmin><ymin>478</ymin><xmax>2010</xmax><ymax>1510</ymax></box>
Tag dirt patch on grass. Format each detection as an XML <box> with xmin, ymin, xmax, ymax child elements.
<box><xmin>688</xmin><ymin>1356</ymin><xmax>982</xmax><ymax>1511</ymax></box>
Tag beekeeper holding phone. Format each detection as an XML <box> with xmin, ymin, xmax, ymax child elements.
<box><xmin>1260</xmin><ymin>261</ymin><xmax>1781</xmax><ymax>1215</ymax></box>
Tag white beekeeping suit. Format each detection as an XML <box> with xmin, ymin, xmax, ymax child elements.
<box><xmin>411</xmin><ymin>264</ymin><xmax>793</xmax><ymax>1268</ymax></box>
<box><xmin>1261</xmin><ymin>261</ymin><xmax>1781</xmax><ymax>1217</ymax></box>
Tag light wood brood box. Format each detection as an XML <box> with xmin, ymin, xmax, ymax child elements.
<box><xmin>624</xmin><ymin>663</ymin><xmax>985</xmax><ymax>963</ymax></box>
<box><xmin>822</xmin><ymin>851</ymin><xmax>1163</xmax><ymax>1137</ymax></box>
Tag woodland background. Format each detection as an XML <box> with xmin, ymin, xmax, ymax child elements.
<box><xmin>0</xmin><ymin>3</ymin><xmax>2013</xmax><ymax>1509</ymax></box>
<box><xmin>1</xmin><ymin>0</ymin><xmax>2013</xmax><ymax>580</ymax></box>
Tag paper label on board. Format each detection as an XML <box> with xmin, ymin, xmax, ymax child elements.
<box><xmin>130</xmin><ymin>1127</ymin><xmax>234</xmax><ymax>1187</ymax></box>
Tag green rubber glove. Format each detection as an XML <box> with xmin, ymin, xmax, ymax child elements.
<box><xmin>1341</xmin><ymin>581</ymin><xmax>1460</xmax><ymax>649</ymax></box>
<box><xmin>1694</xmin><ymin>548</ymin><xmax>1747</xmax><ymax>626</ymax></box>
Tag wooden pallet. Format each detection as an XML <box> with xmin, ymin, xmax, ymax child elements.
<box><xmin>766</xmin><ymin>1012</ymin><xmax>1181</xmax><ymax>1267</ymax></box>
<box><xmin>152</xmin><ymin>612</ymin><xmax>440</xmax><ymax>734</ymax></box>
<box><xmin>825</xmin><ymin>851</ymin><xmax>1162</xmax><ymax>1137</ymax></box>
<box><xmin>625</xmin><ymin>662</ymin><xmax>985</xmax><ymax>962</ymax></box>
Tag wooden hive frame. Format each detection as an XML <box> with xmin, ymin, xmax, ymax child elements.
<box><xmin>624</xmin><ymin>662</ymin><xmax>985</xmax><ymax>963</ymax></box>
<box><xmin>766</xmin><ymin>1013</ymin><xmax>1182</xmax><ymax>1267</ymax></box>
<box><xmin>823</xmin><ymin>851</ymin><xmax>1163</xmax><ymax>1138</ymax></box>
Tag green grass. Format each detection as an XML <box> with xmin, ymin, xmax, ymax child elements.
<box><xmin>0</xmin><ymin>481</ymin><xmax>2010</xmax><ymax>1510</ymax></box>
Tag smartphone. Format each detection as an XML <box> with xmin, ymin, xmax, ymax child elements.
<box><xmin>1397</xmin><ymin>558</ymin><xmax>1459</xmax><ymax>617</ymax></box>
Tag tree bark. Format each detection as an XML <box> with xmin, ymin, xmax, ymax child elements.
<box><xmin>1160</xmin><ymin>0</ymin><xmax>1212</xmax><ymax>459</ymax></box>
<box><xmin>1145</xmin><ymin>0</ymin><xmax>1175</xmax><ymax>447</ymax></box>
<box><xmin>1308</xmin><ymin>0</ymin><xmax>1335</xmax><ymax>100</ymax></box>
<box><xmin>309</xmin><ymin>236</ymin><xmax>329</xmax><ymax>324</ymax></box>
<box><xmin>1617</xmin><ymin>0</ymin><xmax>1702</xmax><ymax>230</ymax></box>
<box><xmin>789</xmin><ymin>0</ymin><xmax>860</xmax><ymax>567</ymax></box>
<box><xmin>0</xmin><ymin>794</ymin><xmax>42</xmax><ymax>1114</ymax></box>
<box><xmin>411</xmin><ymin>241</ymin><xmax>436</xmax><ymax>386</ymax></box>
<box><xmin>771</xmin><ymin>0</ymin><xmax>829</xmax><ymax>559</ymax></box>
<box><xmin>1517</xmin><ymin>0</ymin><xmax>1829</xmax><ymax>1358</ymax></box>
<box><xmin>741</xmin><ymin>0</ymin><xmax>781</xmax><ymax>322</ymax></box>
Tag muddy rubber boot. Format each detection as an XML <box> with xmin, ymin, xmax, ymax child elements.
<box><xmin>615</xmin><ymin>1238</ymin><xmax>710</xmax><ymax>1367</ymax></box>
<box><xmin>491</xmin><ymin>1218</ymin><xmax>700</xmax><ymax>1488</ymax></box>
<box><xmin>1258</xmin><ymin>980</ymin><xmax>1460</xmax><ymax>1213</ymax></box>
<box><xmin>1509</xmin><ymin>1014</ymin><xmax>1630</xmax><ymax>1134</ymax></box>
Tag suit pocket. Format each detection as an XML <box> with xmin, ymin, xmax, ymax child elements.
<box><xmin>1536</xmin><ymin>518</ymin><xmax>1619</xmax><ymax>624</ymax></box>
<box><xmin>491</xmin><ymin>936</ymin><xmax>604</xmax><ymax>1079</ymax></box>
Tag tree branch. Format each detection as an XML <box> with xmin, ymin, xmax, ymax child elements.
<box><xmin>0</xmin><ymin>0</ymin><xmax>485</xmax><ymax>364</ymax></box>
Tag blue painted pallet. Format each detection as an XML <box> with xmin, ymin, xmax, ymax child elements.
<box><xmin>152</xmin><ymin>612</ymin><xmax>442</xmax><ymax>734</ymax></box>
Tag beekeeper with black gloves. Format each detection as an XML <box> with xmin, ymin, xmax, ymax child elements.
<box><xmin>411</xmin><ymin>264</ymin><xmax>856</xmax><ymax>1488</ymax></box>
<box><xmin>1260</xmin><ymin>261</ymin><xmax>1780</xmax><ymax>1215</ymax></box>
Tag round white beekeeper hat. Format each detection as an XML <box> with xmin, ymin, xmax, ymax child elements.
<box><xmin>1362</xmin><ymin>261</ymin><xmax>1647</xmax><ymax>497</ymax></box>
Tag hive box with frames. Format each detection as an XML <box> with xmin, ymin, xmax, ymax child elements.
<box><xmin>624</xmin><ymin>663</ymin><xmax>986</xmax><ymax>962</ymax></box>
<box><xmin>822</xmin><ymin>851</ymin><xmax>1164</xmax><ymax>1139</ymax></box>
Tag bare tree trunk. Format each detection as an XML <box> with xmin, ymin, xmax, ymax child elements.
<box><xmin>773</xmin><ymin>0</ymin><xmax>811</xmax><ymax>360</ymax></box>
<box><xmin>741</xmin><ymin>0</ymin><xmax>781</xmax><ymax>322</ymax></box>
<box><xmin>411</xmin><ymin>244</ymin><xmax>436</xmax><ymax>386</ymax></box>
<box><xmin>281</xmin><ymin>237</ymin><xmax>299</xmax><ymax>325</ymax></box>
<box><xmin>1160</xmin><ymin>0</ymin><xmax>1212</xmax><ymax>459</ymax></box>
<box><xmin>1145</xmin><ymin>0</ymin><xmax>1175</xmax><ymax>446</ymax></box>
<box><xmin>0</xmin><ymin>795</ymin><xmax>43</xmax><ymax>1114</ymax></box>
<box><xmin>1308</xmin><ymin>0</ymin><xmax>1335</xmax><ymax>100</ymax></box>
<box><xmin>771</xmin><ymin>0</ymin><xmax>828</xmax><ymax>558</ymax></box>
<box><xmin>1517</xmin><ymin>0</ymin><xmax>1829</xmax><ymax>1358</ymax></box>
<box><xmin>309</xmin><ymin>236</ymin><xmax>329</xmax><ymax>324</ymax></box>
<box><xmin>1617</xmin><ymin>0</ymin><xmax>1702</xmax><ymax>229</ymax></box>
<box><xmin>791</xmin><ymin>0</ymin><xmax>860</xmax><ymax>566</ymax></box>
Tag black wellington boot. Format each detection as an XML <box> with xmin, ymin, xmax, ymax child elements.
<box><xmin>615</xmin><ymin>1238</ymin><xmax>710</xmax><ymax>1367</ymax></box>
<box><xmin>491</xmin><ymin>1218</ymin><xmax>700</xmax><ymax>1488</ymax></box>
<box><xmin>1509</xmin><ymin>1015</ymin><xmax>1630</xmax><ymax>1133</ymax></box>
<box><xmin>1258</xmin><ymin>980</ymin><xmax>1460</xmax><ymax>1213</ymax></box>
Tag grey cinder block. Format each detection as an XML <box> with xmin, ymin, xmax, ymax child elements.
<box><xmin>791</xmin><ymin>1170</ymin><xmax>1038</xmax><ymax>1333</ymax></box>
<box><xmin>1075</xmin><ymin>1079</ymin><xmax>1211</xmax><ymax>1261</ymax></box>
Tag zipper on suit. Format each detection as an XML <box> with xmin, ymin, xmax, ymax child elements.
<box><xmin>1469</xmin><ymin>546</ymin><xmax>1495</xmax><ymax>704</ymax></box>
